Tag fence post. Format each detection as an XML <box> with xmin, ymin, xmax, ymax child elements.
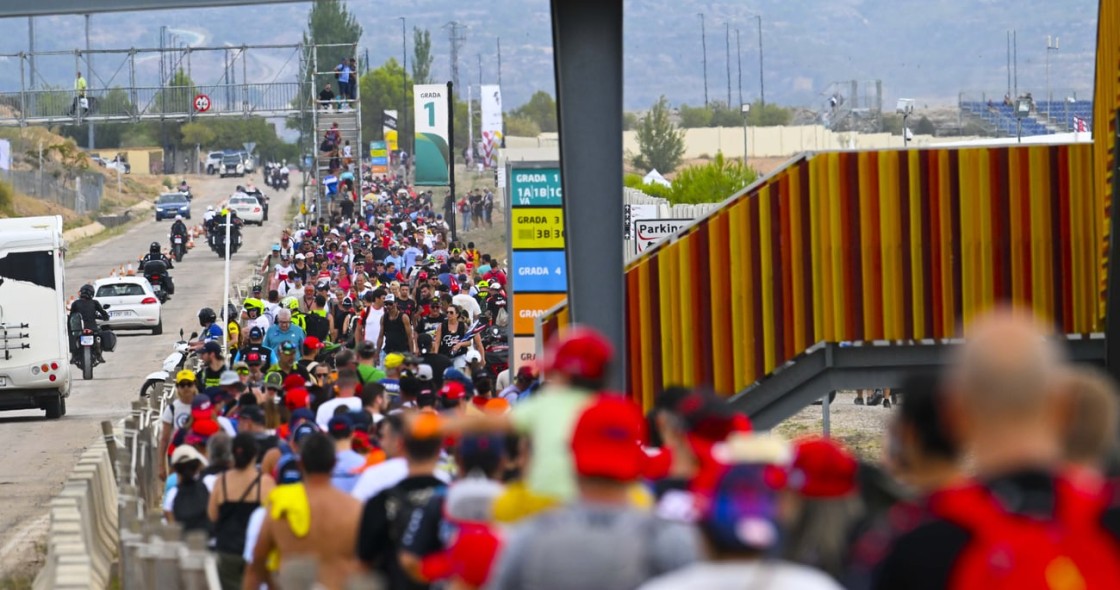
<box><xmin>100</xmin><ymin>420</ymin><xmax>119</xmax><ymax>479</ymax></box>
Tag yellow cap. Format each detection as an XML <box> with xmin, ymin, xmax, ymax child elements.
<box><xmin>176</xmin><ymin>369</ymin><xmax>197</xmax><ymax>383</ymax></box>
<box><xmin>384</xmin><ymin>353</ymin><xmax>405</xmax><ymax>369</ymax></box>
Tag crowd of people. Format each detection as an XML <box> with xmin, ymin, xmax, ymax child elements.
<box><xmin>151</xmin><ymin>153</ymin><xmax>1120</xmax><ymax>589</ymax></box>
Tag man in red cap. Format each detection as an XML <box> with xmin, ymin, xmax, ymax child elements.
<box><xmin>488</xmin><ymin>396</ymin><xmax>699</xmax><ymax>589</ymax></box>
<box><xmin>297</xmin><ymin>336</ymin><xmax>325</xmax><ymax>377</ymax></box>
<box><xmin>443</xmin><ymin>326</ymin><xmax>615</xmax><ymax>506</ymax></box>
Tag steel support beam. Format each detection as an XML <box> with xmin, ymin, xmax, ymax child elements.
<box><xmin>733</xmin><ymin>339</ymin><xmax>1107</xmax><ymax>430</ymax></box>
<box><xmin>0</xmin><ymin>0</ymin><xmax>307</xmax><ymax>18</ymax></box>
<box><xmin>550</xmin><ymin>0</ymin><xmax>626</xmax><ymax>389</ymax></box>
<box><xmin>1108</xmin><ymin>108</ymin><xmax>1120</xmax><ymax>383</ymax></box>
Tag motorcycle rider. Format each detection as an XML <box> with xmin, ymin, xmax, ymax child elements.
<box><xmin>139</xmin><ymin>241</ymin><xmax>175</xmax><ymax>295</ymax></box>
<box><xmin>170</xmin><ymin>215</ymin><xmax>189</xmax><ymax>258</ymax></box>
<box><xmin>177</xmin><ymin>178</ymin><xmax>190</xmax><ymax>194</ymax></box>
<box><xmin>69</xmin><ymin>284</ymin><xmax>109</xmax><ymax>363</ymax></box>
<box><xmin>191</xmin><ymin>307</ymin><xmax>224</xmax><ymax>352</ymax></box>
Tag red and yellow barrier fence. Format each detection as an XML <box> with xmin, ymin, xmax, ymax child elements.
<box><xmin>540</xmin><ymin>144</ymin><xmax>1102</xmax><ymax>409</ymax></box>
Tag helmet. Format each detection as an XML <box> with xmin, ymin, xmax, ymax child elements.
<box><xmin>149</xmin><ymin>242</ymin><xmax>161</xmax><ymax>254</ymax></box>
<box><xmin>207</xmin><ymin>205</ymin><xmax>214</xmax><ymax>212</ymax></box>
<box><xmin>544</xmin><ymin>326</ymin><xmax>615</xmax><ymax>382</ymax></box>
<box><xmin>79</xmin><ymin>284</ymin><xmax>95</xmax><ymax>299</ymax></box>
<box><xmin>175</xmin><ymin>214</ymin><xmax>183</xmax><ymax>221</ymax></box>
<box><xmin>243</xmin><ymin>297</ymin><xmax>264</xmax><ymax>316</ymax></box>
<box><xmin>226</xmin><ymin>303</ymin><xmax>238</xmax><ymax>322</ymax></box>
<box><xmin>477</xmin><ymin>279</ymin><xmax>490</xmax><ymax>290</ymax></box>
<box><xmin>281</xmin><ymin>296</ymin><xmax>300</xmax><ymax>311</ymax></box>
<box><xmin>198</xmin><ymin>307</ymin><xmax>217</xmax><ymax>325</ymax></box>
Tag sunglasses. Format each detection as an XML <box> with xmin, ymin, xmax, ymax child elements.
<box><xmin>236</xmin><ymin>369</ymin><xmax>250</xmax><ymax>375</ymax></box>
<box><xmin>176</xmin><ymin>382</ymin><xmax>194</xmax><ymax>388</ymax></box>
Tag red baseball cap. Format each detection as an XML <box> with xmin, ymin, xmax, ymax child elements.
<box><xmin>779</xmin><ymin>436</ymin><xmax>858</xmax><ymax>498</ymax></box>
<box><xmin>439</xmin><ymin>380</ymin><xmax>466</xmax><ymax>401</ymax></box>
<box><xmin>283</xmin><ymin>374</ymin><xmax>307</xmax><ymax>390</ymax></box>
<box><xmin>304</xmin><ymin>336</ymin><xmax>324</xmax><ymax>350</ymax></box>
<box><xmin>284</xmin><ymin>388</ymin><xmax>310</xmax><ymax>411</ymax></box>
<box><xmin>545</xmin><ymin>326</ymin><xmax>614</xmax><ymax>382</ymax></box>
<box><xmin>570</xmin><ymin>395</ymin><xmax>647</xmax><ymax>481</ymax></box>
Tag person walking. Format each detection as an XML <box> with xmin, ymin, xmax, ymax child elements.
<box><xmin>207</xmin><ymin>434</ymin><xmax>275</xmax><ymax>590</ymax></box>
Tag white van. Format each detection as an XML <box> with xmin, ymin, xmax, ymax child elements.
<box><xmin>0</xmin><ymin>216</ymin><xmax>70</xmax><ymax>418</ymax></box>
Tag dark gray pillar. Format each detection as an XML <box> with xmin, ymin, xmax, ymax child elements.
<box><xmin>550</xmin><ymin>0</ymin><xmax>626</xmax><ymax>389</ymax></box>
<box><xmin>1107</xmin><ymin>108</ymin><xmax>1120</xmax><ymax>383</ymax></box>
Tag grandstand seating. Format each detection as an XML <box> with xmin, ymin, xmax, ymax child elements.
<box><xmin>1036</xmin><ymin>100</ymin><xmax>1094</xmax><ymax>132</ymax></box>
<box><xmin>959</xmin><ymin>100</ymin><xmax>1055</xmax><ymax>137</ymax></box>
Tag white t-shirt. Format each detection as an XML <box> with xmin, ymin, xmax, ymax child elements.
<box><xmin>637</xmin><ymin>561</ymin><xmax>843</xmax><ymax>590</ymax></box>
<box><xmin>452</xmin><ymin>293</ymin><xmax>482</xmax><ymax>323</ymax></box>
<box><xmin>274</xmin><ymin>263</ymin><xmax>295</xmax><ymax>278</ymax></box>
<box><xmin>364</xmin><ymin>306</ymin><xmax>385</xmax><ymax>346</ymax></box>
<box><xmin>315</xmin><ymin>397</ymin><xmax>362</xmax><ymax>429</ymax></box>
<box><xmin>349</xmin><ymin>457</ymin><xmax>452</xmax><ymax>503</ymax></box>
<box><xmin>244</xmin><ymin>506</ymin><xmax>266</xmax><ymax>562</ymax></box>
<box><xmin>161</xmin><ymin>399</ymin><xmax>192</xmax><ymax>431</ymax></box>
<box><xmin>249</xmin><ymin>315</ymin><xmax>271</xmax><ymax>334</ymax></box>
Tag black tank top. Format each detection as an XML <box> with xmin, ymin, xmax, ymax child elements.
<box><xmin>214</xmin><ymin>471</ymin><xmax>262</xmax><ymax>555</ymax></box>
<box><xmin>439</xmin><ymin>321</ymin><xmax>467</xmax><ymax>357</ymax></box>
<box><xmin>382</xmin><ymin>312</ymin><xmax>409</xmax><ymax>352</ymax></box>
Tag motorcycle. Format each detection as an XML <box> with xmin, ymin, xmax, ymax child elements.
<box><xmin>169</xmin><ymin>232</ymin><xmax>187</xmax><ymax>262</ymax></box>
<box><xmin>143</xmin><ymin>259</ymin><xmax>172</xmax><ymax>303</ymax></box>
<box><xmin>482</xmin><ymin>324</ymin><xmax>510</xmax><ymax>382</ymax></box>
<box><xmin>140</xmin><ymin>329</ymin><xmax>197</xmax><ymax>398</ymax></box>
<box><xmin>209</xmin><ymin>220</ymin><xmax>242</xmax><ymax>258</ymax></box>
<box><xmin>69</xmin><ymin>310</ymin><xmax>114</xmax><ymax>381</ymax></box>
<box><xmin>280</xmin><ymin>169</ymin><xmax>290</xmax><ymax>190</ymax></box>
<box><xmin>179</xmin><ymin>187</ymin><xmax>193</xmax><ymax>200</ymax></box>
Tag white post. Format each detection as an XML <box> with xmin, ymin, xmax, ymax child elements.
<box><xmin>222</xmin><ymin>212</ymin><xmax>231</xmax><ymax>356</ymax></box>
<box><xmin>117</xmin><ymin>166</ymin><xmax>122</xmax><ymax>199</ymax></box>
<box><xmin>468</xmin><ymin>83</ymin><xmax>474</xmax><ymax>169</ymax></box>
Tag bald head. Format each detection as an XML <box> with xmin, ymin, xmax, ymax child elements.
<box><xmin>951</xmin><ymin>309</ymin><xmax>1065</xmax><ymax>415</ymax></box>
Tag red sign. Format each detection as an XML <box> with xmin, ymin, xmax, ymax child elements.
<box><xmin>193</xmin><ymin>94</ymin><xmax>211</xmax><ymax>113</ymax></box>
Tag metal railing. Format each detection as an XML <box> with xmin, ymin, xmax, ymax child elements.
<box><xmin>0</xmin><ymin>169</ymin><xmax>103</xmax><ymax>214</ymax></box>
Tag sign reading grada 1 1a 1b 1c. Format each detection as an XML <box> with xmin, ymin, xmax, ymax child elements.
<box><xmin>505</xmin><ymin>163</ymin><xmax>568</xmax><ymax>367</ymax></box>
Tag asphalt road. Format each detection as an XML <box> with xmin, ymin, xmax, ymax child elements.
<box><xmin>0</xmin><ymin>172</ymin><xmax>292</xmax><ymax>575</ymax></box>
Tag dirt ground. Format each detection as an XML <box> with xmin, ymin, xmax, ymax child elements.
<box><xmin>773</xmin><ymin>390</ymin><xmax>892</xmax><ymax>461</ymax></box>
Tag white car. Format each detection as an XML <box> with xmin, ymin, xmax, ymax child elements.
<box><xmin>227</xmin><ymin>194</ymin><xmax>265</xmax><ymax>225</ymax></box>
<box><xmin>205</xmin><ymin>151</ymin><xmax>224</xmax><ymax>175</ymax></box>
<box><xmin>93</xmin><ymin>277</ymin><xmax>163</xmax><ymax>335</ymax></box>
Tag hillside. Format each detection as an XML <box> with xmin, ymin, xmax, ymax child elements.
<box><xmin>0</xmin><ymin>0</ymin><xmax>1099</xmax><ymax>111</ymax></box>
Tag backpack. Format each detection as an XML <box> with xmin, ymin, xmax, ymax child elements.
<box><xmin>386</xmin><ymin>482</ymin><xmax>447</xmax><ymax>549</ymax></box>
<box><xmin>172</xmin><ymin>480</ymin><xmax>212</xmax><ymax>536</ymax></box>
<box><xmin>929</xmin><ymin>472</ymin><xmax>1120</xmax><ymax>590</ymax></box>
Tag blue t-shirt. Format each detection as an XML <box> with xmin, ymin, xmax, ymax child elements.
<box><xmin>338</xmin><ymin>65</ymin><xmax>351</xmax><ymax>84</ymax></box>
<box><xmin>201</xmin><ymin>323</ymin><xmax>223</xmax><ymax>343</ymax></box>
<box><xmin>324</xmin><ymin>175</ymin><xmax>339</xmax><ymax>195</ymax></box>
<box><xmin>331</xmin><ymin>450</ymin><xmax>365</xmax><ymax>493</ymax></box>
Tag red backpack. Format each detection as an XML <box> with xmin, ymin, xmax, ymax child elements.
<box><xmin>929</xmin><ymin>471</ymin><xmax>1120</xmax><ymax>589</ymax></box>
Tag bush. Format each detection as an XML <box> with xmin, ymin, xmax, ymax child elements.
<box><xmin>666</xmin><ymin>152</ymin><xmax>757</xmax><ymax>205</ymax></box>
<box><xmin>0</xmin><ymin>180</ymin><xmax>13</xmax><ymax>216</ymax></box>
<box><xmin>624</xmin><ymin>173</ymin><xmax>673</xmax><ymax>200</ymax></box>
<box><xmin>161</xmin><ymin>177</ymin><xmax>174</xmax><ymax>189</ymax></box>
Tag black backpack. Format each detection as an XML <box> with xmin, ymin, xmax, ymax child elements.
<box><xmin>172</xmin><ymin>480</ymin><xmax>212</xmax><ymax>536</ymax></box>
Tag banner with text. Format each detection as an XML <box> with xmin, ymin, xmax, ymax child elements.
<box><xmin>382</xmin><ymin>110</ymin><xmax>398</xmax><ymax>153</ymax></box>
<box><xmin>480</xmin><ymin>85</ymin><xmax>503</xmax><ymax>168</ymax></box>
<box><xmin>413</xmin><ymin>85</ymin><xmax>450</xmax><ymax>186</ymax></box>
<box><xmin>506</xmin><ymin>162</ymin><xmax>568</xmax><ymax>366</ymax></box>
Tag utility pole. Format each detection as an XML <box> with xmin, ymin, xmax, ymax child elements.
<box><xmin>85</xmin><ymin>14</ymin><xmax>94</xmax><ymax>150</ymax></box>
<box><xmin>28</xmin><ymin>17</ymin><xmax>35</xmax><ymax>89</ymax></box>
<box><xmin>497</xmin><ymin>38</ymin><xmax>502</xmax><ymax>87</ymax></box>
<box><xmin>736</xmin><ymin>28</ymin><xmax>743</xmax><ymax>108</ymax></box>
<box><xmin>447</xmin><ymin>81</ymin><xmax>458</xmax><ymax>243</ymax></box>
<box><xmin>399</xmin><ymin>17</ymin><xmax>407</xmax><ymax>155</ymax></box>
<box><xmin>1046</xmin><ymin>35</ymin><xmax>1059</xmax><ymax>120</ymax></box>
<box><xmin>1013</xmin><ymin>29</ymin><xmax>1018</xmax><ymax>98</ymax></box>
<box><xmin>1006</xmin><ymin>30</ymin><xmax>1012</xmax><ymax>100</ymax></box>
<box><xmin>756</xmin><ymin>15</ymin><xmax>765</xmax><ymax>107</ymax></box>
<box><xmin>699</xmin><ymin>13</ymin><xmax>708</xmax><ymax>107</ymax></box>
<box><xmin>446</xmin><ymin>22</ymin><xmax>466</xmax><ymax>93</ymax></box>
<box><xmin>725</xmin><ymin>22</ymin><xmax>732</xmax><ymax>107</ymax></box>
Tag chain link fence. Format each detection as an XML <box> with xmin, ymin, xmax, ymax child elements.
<box><xmin>0</xmin><ymin>168</ymin><xmax>103</xmax><ymax>214</ymax></box>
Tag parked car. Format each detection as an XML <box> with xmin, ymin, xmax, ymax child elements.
<box><xmin>90</xmin><ymin>155</ymin><xmax>106</xmax><ymax>167</ymax></box>
<box><xmin>205</xmin><ymin>151</ymin><xmax>224</xmax><ymax>175</ymax></box>
<box><xmin>219</xmin><ymin>154</ymin><xmax>245</xmax><ymax>178</ymax></box>
<box><xmin>227</xmin><ymin>194</ymin><xmax>265</xmax><ymax>225</ymax></box>
<box><xmin>154</xmin><ymin>192</ymin><xmax>191</xmax><ymax>221</ymax></box>
<box><xmin>92</xmin><ymin>277</ymin><xmax>162</xmax><ymax>335</ymax></box>
<box><xmin>105</xmin><ymin>155</ymin><xmax>131</xmax><ymax>174</ymax></box>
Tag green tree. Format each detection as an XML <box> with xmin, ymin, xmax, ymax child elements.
<box><xmin>622</xmin><ymin>112</ymin><xmax>638</xmax><ymax>131</ymax></box>
<box><xmin>153</xmin><ymin>69</ymin><xmax>198</xmax><ymax>115</ymax></box>
<box><xmin>667</xmin><ymin>153</ymin><xmax>757</xmax><ymax>204</ymax></box>
<box><xmin>745</xmin><ymin>100</ymin><xmax>793</xmax><ymax>127</ymax></box>
<box><xmin>180</xmin><ymin>121</ymin><xmax>218</xmax><ymax>147</ymax></box>
<box><xmin>504</xmin><ymin>114</ymin><xmax>540</xmax><ymax>137</ymax></box>
<box><xmin>915</xmin><ymin>115</ymin><xmax>936</xmax><ymax>135</ymax></box>
<box><xmin>359</xmin><ymin>58</ymin><xmax>413</xmax><ymax>148</ymax></box>
<box><xmin>623</xmin><ymin>172</ymin><xmax>673</xmax><ymax>200</ymax></box>
<box><xmin>510</xmin><ymin>91</ymin><xmax>557</xmax><ymax>133</ymax></box>
<box><xmin>678</xmin><ymin>104</ymin><xmax>713</xmax><ymax>128</ymax></box>
<box><xmin>632</xmin><ymin>96</ymin><xmax>685</xmax><ymax>173</ymax></box>
<box><xmin>412</xmin><ymin>27</ymin><xmax>433</xmax><ymax>85</ymax></box>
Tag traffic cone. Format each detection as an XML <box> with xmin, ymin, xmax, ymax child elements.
<box><xmin>109</xmin><ymin>267</ymin><xmax>117</xmax><ymax>277</ymax></box>
<box><xmin>187</xmin><ymin>239</ymin><xmax>195</xmax><ymax>249</ymax></box>
<box><xmin>125</xmin><ymin>263</ymin><xmax>135</xmax><ymax>276</ymax></box>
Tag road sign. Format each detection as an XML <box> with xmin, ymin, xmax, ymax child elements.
<box><xmin>635</xmin><ymin>218</ymin><xmax>694</xmax><ymax>252</ymax></box>
<box><xmin>511</xmin><ymin>207</ymin><xmax>565</xmax><ymax>249</ymax></box>
<box><xmin>242</xmin><ymin>142</ymin><xmax>256</xmax><ymax>154</ymax></box>
<box><xmin>512</xmin><ymin>293</ymin><xmax>568</xmax><ymax>335</ymax></box>
<box><xmin>193</xmin><ymin>94</ymin><xmax>211</xmax><ymax>113</ymax></box>
<box><xmin>509</xmin><ymin>168</ymin><xmax>562</xmax><ymax>206</ymax></box>
<box><xmin>511</xmin><ymin>250</ymin><xmax>568</xmax><ymax>292</ymax></box>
